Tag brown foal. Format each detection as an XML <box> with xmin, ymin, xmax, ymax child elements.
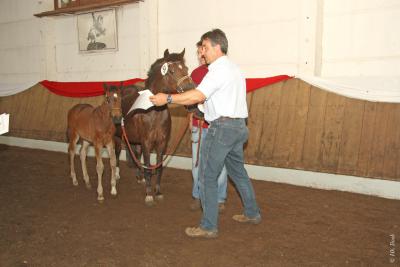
<box><xmin>67</xmin><ymin>83</ymin><xmax>122</xmax><ymax>202</ymax></box>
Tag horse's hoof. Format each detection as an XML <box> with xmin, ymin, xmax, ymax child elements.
<box><xmin>145</xmin><ymin>196</ymin><xmax>154</xmax><ymax>206</ymax></box>
<box><xmin>111</xmin><ymin>188</ymin><xmax>117</xmax><ymax>196</ymax></box>
<box><xmin>155</xmin><ymin>194</ymin><xmax>164</xmax><ymax>201</ymax></box>
<box><xmin>137</xmin><ymin>178</ymin><xmax>145</xmax><ymax>184</ymax></box>
<box><xmin>85</xmin><ymin>183</ymin><xmax>92</xmax><ymax>190</ymax></box>
<box><xmin>97</xmin><ymin>196</ymin><xmax>105</xmax><ymax>203</ymax></box>
<box><xmin>72</xmin><ymin>180</ymin><xmax>79</xmax><ymax>186</ymax></box>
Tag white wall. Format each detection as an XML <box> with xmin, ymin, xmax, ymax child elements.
<box><xmin>0</xmin><ymin>0</ymin><xmax>50</xmax><ymax>83</ymax></box>
<box><xmin>158</xmin><ymin>0</ymin><xmax>306</xmax><ymax>77</ymax></box>
<box><xmin>0</xmin><ymin>0</ymin><xmax>399</xmax><ymax>85</ymax></box>
<box><xmin>321</xmin><ymin>0</ymin><xmax>400</xmax><ymax>77</ymax></box>
<box><xmin>0</xmin><ymin>0</ymin><xmax>142</xmax><ymax>84</ymax></box>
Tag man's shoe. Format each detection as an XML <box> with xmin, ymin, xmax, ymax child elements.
<box><xmin>189</xmin><ymin>198</ymin><xmax>201</xmax><ymax>211</ymax></box>
<box><xmin>218</xmin><ymin>203</ymin><xmax>225</xmax><ymax>213</ymax></box>
<box><xmin>232</xmin><ymin>214</ymin><xmax>261</xmax><ymax>224</ymax></box>
<box><xmin>185</xmin><ymin>227</ymin><xmax>218</xmax><ymax>239</ymax></box>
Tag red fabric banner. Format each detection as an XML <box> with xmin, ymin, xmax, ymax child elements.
<box><xmin>40</xmin><ymin>75</ymin><xmax>292</xmax><ymax>97</ymax></box>
<box><xmin>40</xmin><ymin>78</ymin><xmax>145</xmax><ymax>98</ymax></box>
<box><xmin>246</xmin><ymin>75</ymin><xmax>292</xmax><ymax>93</ymax></box>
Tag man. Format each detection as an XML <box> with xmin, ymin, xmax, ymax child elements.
<box><xmin>150</xmin><ymin>29</ymin><xmax>261</xmax><ymax>239</ymax></box>
<box><xmin>189</xmin><ymin>40</ymin><xmax>228</xmax><ymax>213</ymax></box>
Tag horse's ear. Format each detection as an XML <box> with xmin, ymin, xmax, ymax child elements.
<box><xmin>163</xmin><ymin>49</ymin><xmax>169</xmax><ymax>58</ymax></box>
<box><xmin>180</xmin><ymin>48</ymin><xmax>185</xmax><ymax>58</ymax></box>
<box><xmin>103</xmin><ymin>83</ymin><xmax>109</xmax><ymax>95</ymax></box>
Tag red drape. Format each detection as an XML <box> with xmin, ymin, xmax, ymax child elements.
<box><xmin>40</xmin><ymin>75</ymin><xmax>292</xmax><ymax>97</ymax></box>
<box><xmin>40</xmin><ymin>78</ymin><xmax>145</xmax><ymax>97</ymax></box>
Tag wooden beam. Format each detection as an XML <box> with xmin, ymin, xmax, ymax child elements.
<box><xmin>34</xmin><ymin>0</ymin><xmax>142</xmax><ymax>17</ymax></box>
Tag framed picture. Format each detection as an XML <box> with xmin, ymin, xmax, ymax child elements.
<box><xmin>55</xmin><ymin>0</ymin><xmax>79</xmax><ymax>9</ymax></box>
<box><xmin>77</xmin><ymin>9</ymin><xmax>118</xmax><ymax>53</ymax></box>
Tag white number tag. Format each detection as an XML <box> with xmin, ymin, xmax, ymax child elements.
<box><xmin>161</xmin><ymin>63</ymin><xmax>168</xmax><ymax>76</ymax></box>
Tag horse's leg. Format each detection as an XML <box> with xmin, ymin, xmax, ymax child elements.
<box><xmin>142</xmin><ymin>148</ymin><xmax>154</xmax><ymax>206</ymax></box>
<box><xmin>155</xmin><ymin>151</ymin><xmax>164</xmax><ymax>201</ymax></box>
<box><xmin>94</xmin><ymin>144</ymin><xmax>105</xmax><ymax>202</ymax></box>
<box><xmin>68</xmin><ymin>130</ymin><xmax>79</xmax><ymax>186</ymax></box>
<box><xmin>114</xmin><ymin>136</ymin><xmax>122</xmax><ymax>180</ymax></box>
<box><xmin>80</xmin><ymin>140</ymin><xmax>92</xmax><ymax>189</ymax></box>
<box><xmin>106</xmin><ymin>141</ymin><xmax>118</xmax><ymax>197</ymax></box>
<box><xmin>134</xmin><ymin>145</ymin><xmax>145</xmax><ymax>184</ymax></box>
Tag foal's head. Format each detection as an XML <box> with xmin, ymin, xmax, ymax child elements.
<box><xmin>146</xmin><ymin>49</ymin><xmax>196</xmax><ymax>94</ymax></box>
<box><xmin>103</xmin><ymin>83</ymin><xmax>123</xmax><ymax>124</ymax></box>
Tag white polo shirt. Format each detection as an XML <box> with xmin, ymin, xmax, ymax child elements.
<box><xmin>197</xmin><ymin>56</ymin><xmax>248</xmax><ymax>122</ymax></box>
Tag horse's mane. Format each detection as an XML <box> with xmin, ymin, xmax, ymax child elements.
<box><xmin>145</xmin><ymin>52</ymin><xmax>185</xmax><ymax>88</ymax></box>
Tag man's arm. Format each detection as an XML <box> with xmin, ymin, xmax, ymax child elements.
<box><xmin>149</xmin><ymin>89</ymin><xmax>206</xmax><ymax>106</ymax></box>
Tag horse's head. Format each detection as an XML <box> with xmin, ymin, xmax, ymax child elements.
<box><xmin>146</xmin><ymin>48</ymin><xmax>196</xmax><ymax>95</ymax></box>
<box><xmin>103</xmin><ymin>82</ymin><xmax>123</xmax><ymax>124</ymax></box>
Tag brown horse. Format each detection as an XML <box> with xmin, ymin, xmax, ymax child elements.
<box><xmin>67</xmin><ymin>83</ymin><xmax>122</xmax><ymax>202</ymax></box>
<box><xmin>114</xmin><ymin>49</ymin><xmax>196</xmax><ymax>205</ymax></box>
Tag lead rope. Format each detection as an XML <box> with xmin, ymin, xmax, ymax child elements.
<box><xmin>121</xmin><ymin>113</ymin><xmax>190</xmax><ymax>170</ymax></box>
<box><xmin>194</xmin><ymin>119</ymin><xmax>203</xmax><ymax>167</ymax></box>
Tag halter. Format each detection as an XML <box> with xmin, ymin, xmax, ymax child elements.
<box><xmin>105</xmin><ymin>93</ymin><xmax>122</xmax><ymax>114</ymax></box>
<box><xmin>163</xmin><ymin>61</ymin><xmax>194</xmax><ymax>93</ymax></box>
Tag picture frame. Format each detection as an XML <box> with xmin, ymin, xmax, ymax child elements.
<box><xmin>55</xmin><ymin>0</ymin><xmax>79</xmax><ymax>9</ymax></box>
<box><xmin>77</xmin><ymin>9</ymin><xmax>118</xmax><ymax>53</ymax></box>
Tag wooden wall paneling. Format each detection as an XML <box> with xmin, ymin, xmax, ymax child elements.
<box><xmin>367</xmin><ymin>103</ymin><xmax>390</xmax><ymax>178</ymax></box>
<box><xmin>169</xmin><ymin>105</ymin><xmax>191</xmax><ymax>156</ymax></box>
<box><xmin>10</xmin><ymin>87</ymin><xmax>37</xmax><ymax>138</ymax></box>
<box><xmin>248</xmin><ymin>83</ymin><xmax>283</xmax><ymax>165</ymax></box>
<box><xmin>337</xmin><ymin>98</ymin><xmax>365</xmax><ymax>175</ymax></box>
<box><xmin>288</xmin><ymin>79</ymin><xmax>311</xmax><ymax>169</ymax></box>
<box><xmin>382</xmin><ymin>104</ymin><xmax>400</xmax><ymax>180</ymax></box>
<box><xmin>319</xmin><ymin>92</ymin><xmax>346</xmax><ymax>172</ymax></box>
<box><xmin>244</xmin><ymin>91</ymin><xmax>258</xmax><ymax>164</ymax></box>
<box><xmin>0</xmin><ymin>93</ymin><xmax>14</xmax><ymax>114</ymax></box>
<box><xmin>243</xmin><ymin>92</ymin><xmax>253</xmax><ymax>161</ymax></box>
<box><xmin>27</xmin><ymin>86</ymin><xmax>53</xmax><ymax>140</ymax></box>
<box><xmin>272</xmin><ymin>79</ymin><xmax>299</xmax><ymax>166</ymax></box>
<box><xmin>396</xmin><ymin>106</ymin><xmax>400</xmax><ymax>179</ymax></box>
<box><xmin>355</xmin><ymin>102</ymin><xmax>376</xmax><ymax>177</ymax></box>
<box><xmin>0</xmin><ymin>94</ymin><xmax>17</xmax><ymax>133</ymax></box>
<box><xmin>48</xmin><ymin>88</ymin><xmax>100</xmax><ymax>142</ymax></box>
<box><xmin>301</xmin><ymin>86</ymin><xmax>327</xmax><ymax>170</ymax></box>
<box><xmin>1</xmin><ymin>93</ymin><xmax>20</xmax><ymax>135</ymax></box>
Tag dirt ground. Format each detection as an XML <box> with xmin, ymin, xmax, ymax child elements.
<box><xmin>0</xmin><ymin>145</ymin><xmax>399</xmax><ymax>267</ymax></box>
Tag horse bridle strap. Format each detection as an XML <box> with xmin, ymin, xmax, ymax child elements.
<box><xmin>120</xmin><ymin>114</ymin><xmax>190</xmax><ymax>170</ymax></box>
<box><xmin>163</xmin><ymin>61</ymin><xmax>193</xmax><ymax>93</ymax></box>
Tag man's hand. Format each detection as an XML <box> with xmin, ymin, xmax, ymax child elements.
<box><xmin>149</xmin><ymin>93</ymin><xmax>167</xmax><ymax>106</ymax></box>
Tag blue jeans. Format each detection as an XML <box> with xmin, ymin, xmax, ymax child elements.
<box><xmin>192</xmin><ymin>126</ymin><xmax>227</xmax><ymax>203</ymax></box>
<box><xmin>198</xmin><ymin>118</ymin><xmax>260</xmax><ymax>232</ymax></box>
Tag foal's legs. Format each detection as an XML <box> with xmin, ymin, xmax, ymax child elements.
<box><xmin>106</xmin><ymin>141</ymin><xmax>118</xmax><ymax>197</ymax></box>
<box><xmin>68</xmin><ymin>130</ymin><xmax>79</xmax><ymax>186</ymax></box>
<box><xmin>80</xmin><ymin>140</ymin><xmax>92</xmax><ymax>189</ymax></box>
<box><xmin>94</xmin><ymin>144</ymin><xmax>105</xmax><ymax>202</ymax></box>
<box><xmin>113</xmin><ymin>136</ymin><xmax>122</xmax><ymax>180</ymax></box>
